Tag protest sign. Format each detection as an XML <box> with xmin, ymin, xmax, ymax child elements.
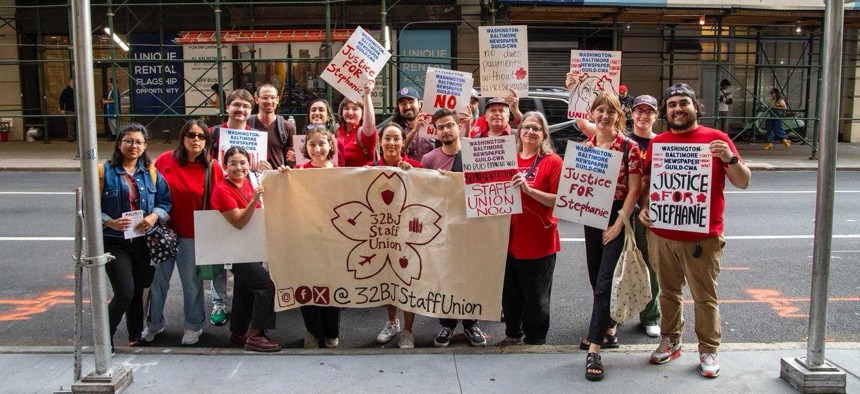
<box><xmin>194</xmin><ymin>210</ymin><xmax>267</xmax><ymax>265</ymax></box>
<box><xmin>217</xmin><ymin>128</ymin><xmax>268</xmax><ymax>170</ymax></box>
<box><xmin>419</xmin><ymin>68</ymin><xmax>473</xmax><ymax>139</ymax></box>
<box><xmin>554</xmin><ymin>143</ymin><xmax>623</xmax><ymax>230</ymax></box>
<box><xmin>321</xmin><ymin>27</ymin><xmax>391</xmax><ymax>103</ymax></box>
<box><xmin>260</xmin><ymin>168</ymin><xmax>509</xmax><ymax>320</ymax></box>
<box><xmin>648</xmin><ymin>143</ymin><xmax>712</xmax><ymax>233</ymax></box>
<box><xmin>567</xmin><ymin>50</ymin><xmax>622</xmax><ymax>119</ymax></box>
<box><xmin>478</xmin><ymin>26</ymin><xmax>529</xmax><ymax>97</ymax></box>
<box><xmin>461</xmin><ymin>135</ymin><xmax>522</xmax><ymax>218</ymax></box>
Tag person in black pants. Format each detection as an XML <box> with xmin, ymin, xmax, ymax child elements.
<box><xmin>579</xmin><ymin>93</ymin><xmax>642</xmax><ymax>381</ymax></box>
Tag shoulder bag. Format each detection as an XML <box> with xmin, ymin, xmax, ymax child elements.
<box><xmin>609</xmin><ymin>212</ymin><xmax>653</xmax><ymax>323</ymax></box>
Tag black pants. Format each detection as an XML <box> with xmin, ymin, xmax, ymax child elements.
<box><xmin>502</xmin><ymin>253</ymin><xmax>556</xmax><ymax>345</ymax></box>
<box><xmin>301</xmin><ymin>306</ymin><xmax>341</xmax><ymax>345</ymax></box>
<box><xmin>229</xmin><ymin>263</ymin><xmax>276</xmax><ymax>335</ymax></box>
<box><xmin>104</xmin><ymin>236</ymin><xmax>154</xmax><ymax>343</ymax></box>
<box><xmin>438</xmin><ymin>318</ymin><xmax>477</xmax><ymax>330</ymax></box>
<box><xmin>583</xmin><ymin>200</ymin><xmax>626</xmax><ymax>345</ymax></box>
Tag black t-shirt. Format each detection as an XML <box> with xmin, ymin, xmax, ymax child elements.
<box><xmin>627</xmin><ymin>132</ymin><xmax>651</xmax><ymax>159</ymax></box>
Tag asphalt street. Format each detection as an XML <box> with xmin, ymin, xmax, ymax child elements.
<box><xmin>0</xmin><ymin>171</ymin><xmax>858</xmax><ymax>350</ymax></box>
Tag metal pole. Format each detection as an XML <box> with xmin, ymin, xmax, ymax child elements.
<box><xmin>325</xmin><ymin>0</ymin><xmax>333</xmax><ymax>104</ymax></box>
<box><xmin>805</xmin><ymin>0</ymin><xmax>843</xmax><ymax>369</ymax></box>
<box><xmin>215</xmin><ymin>1</ymin><xmax>224</xmax><ymax>117</ymax></box>
<box><xmin>73</xmin><ymin>187</ymin><xmax>84</xmax><ymax>382</ymax></box>
<box><xmin>715</xmin><ymin>16</ymin><xmax>723</xmax><ymax>129</ymax></box>
<box><xmin>71</xmin><ymin>0</ymin><xmax>112</xmax><ymax>376</ymax></box>
<box><xmin>107</xmin><ymin>0</ymin><xmax>119</xmax><ymax>139</ymax></box>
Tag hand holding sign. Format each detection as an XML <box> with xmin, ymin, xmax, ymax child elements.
<box><xmin>321</xmin><ymin>27</ymin><xmax>391</xmax><ymax>103</ymax></box>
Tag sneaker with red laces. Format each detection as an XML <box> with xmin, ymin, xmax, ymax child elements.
<box><xmin>650</xmin><ymin>338</ymin><xmax>682</xmax><ymax>364</ymax></box>
<box><xmin>699</xmin><ymin>352</ymin><xmax>720</xmax><ymax>378</ymax></box>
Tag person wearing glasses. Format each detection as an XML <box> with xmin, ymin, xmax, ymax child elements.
<box><xmin>501</xmin><ymin>111</ymin><xmax>563</xmax><ymax>348</ymax></box>
<box><xmin>579</xmin><ymin>92</ymin><xmax>642</xmax><ymax>381</ymax></box>
<box><xmin>305</xmin><ymin>98</ymin><xmax>345</xmax><ymax>167</ymax></box>
<box><xmin>144</xmin><ymin>119</ymin><xmax>224</xmax><ymax>346</ymax></box>
<box><xmin>100</xmin><ymin>123</ymin><xmax>171</xmax><ymax>352</ymax></box>
<box><xmin>336</xmin><ymin>80</ymin><xmax>378</xmax><ymax>167</ymax></box>
<box><xmin>248</xmin><ymin>84</ymin><xmax>296</xmax><ymax>168</ymax></box>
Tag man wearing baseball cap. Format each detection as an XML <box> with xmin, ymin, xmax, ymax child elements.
<box><xmin>638</xmin><ymin>83</ymin><xmax>751</xmax><ymax>378</ymax></box>
<box><xmin>619</xmin><ymin>84</ymin><xmax>635</xmax><ymax>130</ymax></box>
<box><xmin>394</xmin><ymin>87</ymin><xmax>436</xmax><ymax>162</ymax></box>
<box><xmin>469</xmin><ymin>89</ymin><xmax>523</xmax><ymax>138</ymax></box>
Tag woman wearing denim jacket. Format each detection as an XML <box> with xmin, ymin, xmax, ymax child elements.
<box><xmin>100</xmin><ymin>123</ymin><xmax>171</xmax><ymax>350</ymax></box>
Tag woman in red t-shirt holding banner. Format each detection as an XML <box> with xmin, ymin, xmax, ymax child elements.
<box><xmin>336</xmin><ymin>80</ymin><xmax>378</xmax><ymax>167</ymax></box>
<box><xmin>210</xmin><ymin>146</ymin><xmax>280</xmax><ymax>352</ymax></box>
<box><xmin>503</xmin><ymin>112</ymin><xmax>563</xmax><ymax>346</ymax></box>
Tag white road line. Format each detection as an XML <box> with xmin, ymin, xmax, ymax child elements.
<box><xmin>0</xmin><ymin>192</ymin><xmax>76</xmax><ymax>195</ymax></box>
<box><xmin>725</xmin><ymin>190</ymin><xmax>860</xmax><ymax>194</ymax></box>
<box><xmin>0</xmin><ymin>237</ymin><xmax>76</xmax><ymax>241</ymax></box>
<box><xmin>561</xmin><ymin>234</ymin><xmax>860</xmax><ymax>242</ymax></box>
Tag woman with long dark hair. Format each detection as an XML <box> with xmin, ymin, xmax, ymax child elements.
<box><xmin>100</xmin><ymin>123</ymin><xmax>171</xmax><ymax>350</ymax></box>
<box><xmin>306</xmin><ymin>98</ymin><xmax>345</xmax><ymax>167</ymax></box>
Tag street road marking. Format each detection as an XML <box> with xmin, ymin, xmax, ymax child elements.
<box><xmin>0</xmin><ymin>237</ymin><xmax>75</xmax><ymax>241</ymax></box>
<box><xmin>561</xmin><ymin>234</ymin><xmax>860</xmax><ymax>242</ymax></box>
<box><xmin>0</xmin><ymin>291</ymin><xmax>81</xmax><ymax>321</ymax></box>
<box><xmin>681</xmin><ymin>290</ymin><xmax>860</xmax><ymax>319</ymax></box>
<box><xmin>0</xmin><ymin>192</ymin><xmax>76</xmax><ymax>195</ymax></box>
<box><xmin>725</xmin><ymin>190</ymin><xmax>860</xmax><ymax>194</ymax></box>
<box><xmin>722</xmin><ymin>267</ymin><xmax>750</xmax><ymax>270</ymax></box>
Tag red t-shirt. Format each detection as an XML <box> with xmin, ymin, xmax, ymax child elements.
<box><xmin>469</xmin><ymin>116</ymin><xmax>512</xmax><ymax>139</ymax></box>
<box><xmin>296</xmin><ymin>161</ymin><xmax>336</xmax><ymax>169</ymax></box>
<box><xmin>586</xmin><ymin>134</ymin><xmax>642</xmax><ymax>201</ymax></box>
<box><xmin>154</xmin><ymin>151</ymin><xmax>224</xmax><ymax>238</ymax></box>
<box><xmin>509</xmin><ymin>152</ymin><xmax>563</xmax><ymax>259</ymax></box>
<box><xmin>210</xmin><ymin>178</ymin><xmax>261</xmax><ymax>212</ymax></box>
<box><xmin>643</xmin><ymin>125</ymin><xmax>742</xmax><ymax>241</ymax></box>
<box><xmin>337</xmin><ymin>124</ymin><xmax>378</xmax><ymax>167</ymax></box>
<box><xmin>365</xmin><ymin>156</ymin><xmax>423</xmax><ymax>168</ymax></box>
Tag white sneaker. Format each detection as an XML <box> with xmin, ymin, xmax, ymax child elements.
<box><xmin>303</xmin><ymin>331</ymin><xmax>319</xmax><ymax>349</ymax></box>
<box><xmin>325</xmin><ymin>338</ymin><xmax>340</xmax><ymax>348</ymax></box>
<box><xmin>376</xmin><ymin>319</ymin><xmax>401</xmax><ymax>344</ymax></box>
<box><xmin>181</xmin><ymin>329</ymin><xmax>203</xmax><ymax>345</ymax></box>
<box><xmin>699</xmin><ymin>352</ymin><xmax>721</xmax><ymax>378</ymax></box>
<box><xmin>398</xmin><ymin>330</ymin><xmax>415</xmax><ymax>349</ymax></box>
<box><xmin>645</xmin><ymin>324</ymin><xmax>661</xmax><ymax>338</ymax></box>
<box><xmin>141</xmin><ymin>326</ymin><xmax>164</xmax><ymax>343</ymax></box>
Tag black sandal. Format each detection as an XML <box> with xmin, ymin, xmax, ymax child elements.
<box><xmin>579</xmin><ymin>339</ymin><xmax>591</xmax><ymax>350</ymax></box>
<box><xmin>603</xmin><ymin>332</ymin><xmax>619</xmax><ymax>349</ymax></box>
<box><xmin>585</xmin><ymin>352</ymin><xmax>604</xmax><ymax>381</ymax></box>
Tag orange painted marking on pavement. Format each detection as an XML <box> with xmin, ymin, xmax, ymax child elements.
<box><xmin>722</xmin><ymin>267</ymin><xmax>750</xmax><ymax>270</ymax></box>
<box><xmin>681</xmin><ymin>289</ymin><xmax>859</xmax><ymax>319</ymax></box>
<box><xmin>0</xmin><ymin>290</ymin><xmax>81</xmax><ymax>321</ymax></box>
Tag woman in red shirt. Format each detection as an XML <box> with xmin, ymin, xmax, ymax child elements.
<box><xmin>210</xmin><ymin>146</ymin><xmax>280</xmax><ymax>352</ymax></box>
<box><xmin>503</xmin><ymin>111</ymin><xmax>563</xmax><ymax>347</ymax></box>
<box><xmin>366</xmin><ymin>123</ymin><xmax>422</xmax><ymax>348</ymax></box>
<box><xmin>336</xmin><ymin>80</ymin><xmax>378</xmax><ymax>167</ymax></box>
<box><xmin>581</xmin><ymin>92</ymin><xmax>642</xmax><ymax>381</ymax></box>
<box><xmin>145</xmin><ymin>119</ymin><xmax>223</xmax><ymax>346</ymax></box>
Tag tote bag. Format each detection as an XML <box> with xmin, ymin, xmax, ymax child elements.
<box><xmin>609</xmin><ymin>212</ymin><xmax>653</xmax><ymax>323</ymax></box>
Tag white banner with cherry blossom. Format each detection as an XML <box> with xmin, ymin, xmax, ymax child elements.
<box><xmin>261</xmin><ymin>168</ymin><xmax>509</xmax><ymax>320</ymax></box>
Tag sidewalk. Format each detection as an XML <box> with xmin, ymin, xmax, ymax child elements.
<box><xmin>1</xmin><ymin>138</ymin><xmax>860</xmax><ymax>171</ymax></box>
<box><xmin>4</xmin><ymin>343</ymin><xmax>858</xmax><ymax>393</ymax></box>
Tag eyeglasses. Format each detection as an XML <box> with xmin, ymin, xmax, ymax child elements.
<box><xmin>520</xmin><ymin>124</ymin><xmax>544</xmax><ymax>133</ymax></box>
<box><xmin>121</xmin><ymin>139</ymin><xmax>146</xmax><ymax>147</ymax></box>
<box><xmin>435</xmin><ymin>122</ymin><xmax>458</xmax><ymax>130</ymax></box>
<box><xmin>633</xmin><ymin>108</ymin><xmax>656</xmax><ymax>116</ymax></box>
<box><xmin>306</xmin><ymin>123</ymin><xmax>329</xmax><ymax>132</ymax></box>
<box><xmin>227</xmin><ymin>160</ymin><xmax>249</xmax><ymax>167</ymax></box>
<box><xmin>230</xmin><ymin>102</ymin><xmax>252</xmax><ymax>110</ymax></box>
<box><xmin>185</xmin><ymin>133</ymin><xmax>206</xmax><ymax>140</ymax></box>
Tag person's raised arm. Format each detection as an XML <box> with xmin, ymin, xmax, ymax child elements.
<box><xmin>361</xmin><ymin>80</ymin><xmax>377</xmax><ymax>137</ymax></box>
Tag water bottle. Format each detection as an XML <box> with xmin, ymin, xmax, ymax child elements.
<box><xmin>287</xmin><ymin>116</ymin><xmax>296</xmax><ymax>125</ymax></box>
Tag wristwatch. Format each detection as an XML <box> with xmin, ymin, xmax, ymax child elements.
<box><xmin>727</xmin><ymin>155</ymin><xmax>739</xmax><ymax>165</ymax></box>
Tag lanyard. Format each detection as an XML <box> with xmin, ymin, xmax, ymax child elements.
<box><xmin>525</xmin><ymin>153</ymin><xmax>545</xmax><ymax>181</ymax></box>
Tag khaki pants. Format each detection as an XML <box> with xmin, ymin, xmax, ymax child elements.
<box><xmin>647</xmin><ymin>231</ymin><xmax>725</xmax><ymax>353</ymax></box>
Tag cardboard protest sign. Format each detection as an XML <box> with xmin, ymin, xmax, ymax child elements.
<box><xmin>217</xmin><ymin>128</ymin><xmax>268</xmax><ymax>171</ymax></box>
<box><xmin>261</xmin><ymin>168</ymin><xmax>509</xmax><ymax>320</ymax></box>
<box><xmin>193</xmin><ymin>210</ymin><xmax>267</xmax><ymax>265</ymax></box>
<box><xmin>478</xmin><ymin>26</ymin><xmax>529</xmax><ymax>97</ymax></box>
<box><xmin>461</xmin><ymin>135</ymin><xmax>522</xmax><ymax>218</ymax></box>
<box><xmin>554</xmin><ymin>143</ymin><xmax>623</xmax><ymax>230</ymax></box>
<box><xmin>321</xmin><ymin>27</ymin><xmax>391</xmax><ymax>103</ymax></box>
<box><xmin>419</xmin><ymin>68</ymin><xmax>473</xmax><ymax>139</ymax></box>
<box><xmin>648</xmin><ymin>143</ymin><xmax>712</xmax><ymax>233</ymax></box>
<box><xmin>567</xmin><ymin>50</ymin><xmax>622</xmax><ymax>119</ymax></box>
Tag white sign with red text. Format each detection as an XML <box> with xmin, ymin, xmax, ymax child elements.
<box><xmin>217</xmin><ymin>128</ymin><xmax>268</xmax><ymax>171</ymax></box>
<box><xmin>649</xmin><ymin>143</ymin><xmax>712</xmax><ymax>234</ymax></box>
<box><xmin>554</xmin><ymin>143</ymin><xmax>622</xmax><ymax>230</ymax></box>
<box><xmin>321</xmin><ymin>27</ymin><xmax>391</xmax><ymax>103</ymax></box>
<box><xmin>461</xmin><ymin>135</ymin><xmax>522</xmax><ymax>218</ymax></box>
<box><xmin>567</xmin><ymin>50</ymin><xmax>622</xmax><ymax>119</ymax></box>
<box><xmin>419</xmin><ymin>68</ymin><xmax>473</xmax><ymax>139</ymax></box>
<box><xmin>478</xmin><ymin>26</ymin><xmax>529</xmax><ymax>97</ymax></box>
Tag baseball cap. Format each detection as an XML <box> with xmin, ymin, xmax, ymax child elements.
<box><xmin>397</xmin><ymin>87</ymin><xmax>420</xmax><ymax>102</ymax></box>
<box><xmin>619</xmin><ymin>84</ymin><xmax>628</xmax><ymax>93</ymax></box>
<box><xmin>484</xmin><ymin>97</ymin><xmax>509</xmax><ymax>110</ymax></box>
<box><xmin>471</xmin><ymin>89</ymin><xmax>480</xmax><ymax>99</ymax></box>
<box><xmin>633</xmin><ymin>95</ymin><xmax>659</xmax><ymax>111</ymax></box>
<box><xmin>662</xmin><ymin>83</ymin><xmax>696</xmax><ymax>102</ymax></box>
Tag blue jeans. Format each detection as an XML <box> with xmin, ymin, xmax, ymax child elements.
<box><xmin>766</xmin><ymin>118</ymin><xmax>787</xmax><ymax>142</ymax></box>
<box><xmin>210</xmin><ymin>270</ymin><xmax>228</xmax><ymax>307</ymax></box>
<box><xmin>146</xmin><ymin>237</ymin><xmax>205</xmax><ymax>331</ymax></box>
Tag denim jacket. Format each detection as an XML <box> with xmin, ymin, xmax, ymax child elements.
<box><xmin>100</xmin><ymin>160</ymin><xmax>172</xmax><ymax>238</ymax></box>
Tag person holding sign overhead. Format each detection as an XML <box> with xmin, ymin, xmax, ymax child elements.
<box><xmin>639</xmin><ymin>83</ymin><xmax>750</xmax><ymax>379</ymax></box>
<box><xmin>337</xmin><ymin>80</ymin><xmax>378</xmax><ymax>167</ymax></box>
<box><xmin>502</xmin><ymin>111</ymin><xmax>563</xmax><ymax>347</ymax></box>
<box><xmin>367</xmin><ymin>123</ymin><xmax>423</xmax><ymax>348</ymax></box>
<box><xmin>578</xmin><ymin>92</ymin><xmax>642</xmax><ymax>382</ymax></box>
<box><xmin>210</xmin><ymin>146</ymin><xmax>280</xmax><ymax>352</ymax></box>
<box><xmin>100</xmin><ymin>123</ymin><xmax>172</xmax><ymax>351</ymax></box>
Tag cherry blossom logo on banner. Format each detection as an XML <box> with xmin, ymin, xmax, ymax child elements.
<box><xmin>331</xmin><ymin>172</ymin><xmax>442</xmax><ymax>285</ymax></box>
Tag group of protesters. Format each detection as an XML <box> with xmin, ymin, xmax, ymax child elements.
<box><xmin>99</xmin><ymin>73</ymin><xmax>750</xmax><ymax>382</ymax></box>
